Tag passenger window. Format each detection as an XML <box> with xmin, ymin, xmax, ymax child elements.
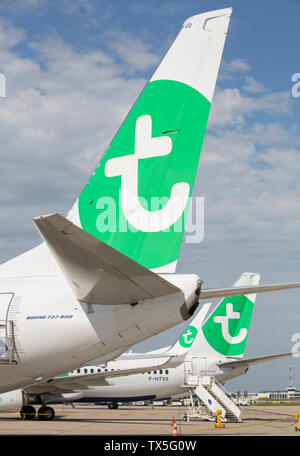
<box><xmin>166</xmin><ymin>370</ymin><xmax>169</xmax><ymax>374</ymax></box>
<box><xmin>77</xmin><ymin>369</ymin><xmax>80</xmax><ymax>373</ymax></box>
<box><xmin>84</xmin><ymin>368</ymin><xmax>88</xmax><ymax>373</ymax></box>
<box><xmin>159</xmin><ymin>370</ymin><xmax>163</xmax><ymax>374</ymax></box>
<box><xmin>91</xmin><ymin>369</ymin><xmax>94</xmax><ymax>374</ymax></box>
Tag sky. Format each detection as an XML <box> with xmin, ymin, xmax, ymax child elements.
<box><xmin>0</xmin><ymin>0</ymin><xmax>300</xmax><ymax>393</ymax></box>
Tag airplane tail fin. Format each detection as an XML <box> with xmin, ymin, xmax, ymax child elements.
<box><xmin>67</xmin><ymin>8</ymin><xmax>232</xmax><ymax>273</ymax></box>
<box><xmin>165</xmin><ymin>302</ymin><xmax>212</xmax><ymax>358</ymax></box>
<box><xmin>187</xmin><ymin>272</ymin><xmax>260</xmax><ymax>358</ymax></box>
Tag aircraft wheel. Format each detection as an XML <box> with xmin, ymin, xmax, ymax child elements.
<box><xmin>20</xmin><ymin>405</ymin><xmax>36</xmax><ymax>420</ymax></box>
<box><xmin>37</xmin><ymin>406</ymin><xmax>55</xmax><ymax>420</ymax></box>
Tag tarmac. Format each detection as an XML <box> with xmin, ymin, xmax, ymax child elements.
<box><xmin>0</xmin><ymin>404</ymin><xmax>299</xmax><ymax>436</ymax></box>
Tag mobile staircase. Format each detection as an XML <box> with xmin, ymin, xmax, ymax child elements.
<box><xmin>182</xmin><ymin>375</ymin><xmax>242</xmax><ymax>423</ymax></box>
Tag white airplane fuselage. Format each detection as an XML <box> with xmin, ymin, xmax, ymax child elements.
<box><xmin>0</xmin><ymin>272</ymin><xmax>200</xmax><ymax>393</ymax></box>
<box><xmin>41</xmin><ymin>356</ymin><xmax>247</xmax><ymax>405</ymax></box>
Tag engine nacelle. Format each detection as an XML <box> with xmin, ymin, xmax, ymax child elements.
<box><xmin>0</xmin><ymin>389</ymin><xmax>24</xmax><ymax>412</ymax></box>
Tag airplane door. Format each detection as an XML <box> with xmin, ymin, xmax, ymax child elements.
<box><xmin>184</xmin><ymin>360</ymin><xmax>192</xmax><ymax>383</ymax></box>
<box><xmin>191</xmin><ymin>356</ymin><xmax>207</xmax><ymax>376</ymax></box>
<box><xmin>0</xmin><ymin>293</ymin><xmax>13</xmax><ymax>357</ymax></box>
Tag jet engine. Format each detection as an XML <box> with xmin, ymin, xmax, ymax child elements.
<box><xmin>0</xmin><ymin>389</ymin><xmax>25</xmax><ymax>412</ymax></box>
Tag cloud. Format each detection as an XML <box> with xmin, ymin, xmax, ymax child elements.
<box><xmin>106</xmin><ymin>29</ymin><xmax>159</xmax><ymax>73</ymax></box>
<box><xmin>0</xmin><ymin>5</ymin><xmax>299</xmax><ymax>392</ymax></box>
<box><xmin>0</xmin><ymin>19</ymin><xmax>150</xmax><ymax>261</ymax></box>
<box><xmin>219</xmin><ymin>58</ymin><xmax>251</xmax><ymax>81</ymax></box>
<box><xmin>0</xmin><ymin>0</ymin><xmax>47</xmax><ymax>12</ymax></box>
<box><xmin>243</xmin><ymin>76</ymin><xmax>266</xmax><ymax>94</ymax></box>
<box><xmin>0</xmin><ymin>16</ymin><xmax>298</xmax><ymax>275</ymax></box>
<box><xmin>208</xmin><ymin>87</ymin><xmax>292</xmax><ymax>127</ymax></box>
<box><xmin>61</xmin><ymin>0</ymin><xmax>94</xmax><ymax>15</ymax></box>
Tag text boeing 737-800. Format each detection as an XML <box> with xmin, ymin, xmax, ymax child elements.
<box><xmin>0</xmin><ymin>8</ymin><xmax>299</xmax><ymax>396</ymax></box>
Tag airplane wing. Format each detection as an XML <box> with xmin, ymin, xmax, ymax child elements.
<box><xmin>217</xmin><ymin>352</ymin><xmax>292</xmax><ymax>369</ymax></box>
<box><xmin>25</xmin><ymin>362</ymin><xmax>172</xmax><ymax>394</ymax></box>
<box><xmin>198</xmin><ymin>284</ymin><xmax>300</xmax><ymax>300</ymax></box>
<box><xmin>118</xmin><ymin>353</ymin><xmax>176</xmax><ymax>360</ymax></box>
<box><xmin>33</xmin><ymin>214</ymin><xmax>181</xmax><ymax>305</ymax></box>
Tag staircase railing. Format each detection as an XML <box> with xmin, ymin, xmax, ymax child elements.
<box><xmin>206</xmin><ymin>377</ymin><xmax>241</xmax><ymax>420</ymax></box>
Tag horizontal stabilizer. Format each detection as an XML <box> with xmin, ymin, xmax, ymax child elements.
<box><xmin>199</xmin><ymin>283</ymin><xmax>300</xmax><ymax>300</ymax></box>
<box><xmin>217</xmin><ymin>352</ymin><xmax>291</xmax><ymax>369</ymax></box>
<box><xmin>33</xmin><ymin>214</ymin><xmax>180</xmax><ymax>305</ymax></box>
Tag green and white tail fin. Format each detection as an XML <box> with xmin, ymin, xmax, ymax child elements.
<box><xmin>187</xmin><ymin>272</ymin><xmax>260</xmax><ymax>359</ymax></box>
<box><xmin>165</xmin><ymin>302</ymin><xmax>212</xmax><ymax>358</ymax></box>
<box><xmin>67</xmin><ymin>8</ymin><xmax>232</xmax><ymax>272</ymax></box>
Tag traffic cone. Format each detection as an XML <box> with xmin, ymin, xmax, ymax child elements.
<box><xmin>172</xmin><ymin>419</ymin><xmax>178</xmax><ymax>436</ymax></box>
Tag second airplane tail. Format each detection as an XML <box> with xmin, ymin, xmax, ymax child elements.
<box><xmin>187</xmin><ymin>272</ymin><xmax>260</xmax><ymax>359</ymax></box>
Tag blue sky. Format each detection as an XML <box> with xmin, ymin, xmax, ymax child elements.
<box><xmin>1</xmin><ymin>0</ymin><xmax>300</xmax><ymax>393</ymax></box>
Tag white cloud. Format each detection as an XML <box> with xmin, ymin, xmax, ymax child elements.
<box><xmin>208</xmin><ymin>87</ymin><xmax>291</xmax><ymax>127</ymax></box>
<box><xmin>243</xmin><ymin>76</ymin><xmax>266</xmax><ymax>94</ymax></box>
<box><xmin>0</xmin><ymin>19</ymin><xmax>151</xmax><ymax>261</ymax></box>
<box><xmin>0</xmin><ymin>7</ymin><xmax>299</xmax><ymax>392</ymax></box>
<box><xmin>219</xmin><ymin>58</ymin><xmax>251</xmax><ymax>81</ymax></box>
<box><xmin>61</xmin><ymin>0</ymin><xmax>94</xmax><ymax>15</ymax></box>
<box><xmin>106</xmin><ymin>29</ymin><xmax>159</xmax><ymax>73</ymax></box>
<box><xmin>0</xmin><ymin>16</ymin><xmax>298</xmax><ymax>274</ymax></box>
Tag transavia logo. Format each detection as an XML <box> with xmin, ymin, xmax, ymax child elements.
<box><xmin>213</xmin><ymin>303</ymin><xmax>247</xmax><ymax>345</ymax></box>
<box><xmin>105</xmin><ymin>114</ymin><xmax>190</xmax><ymax>232</ymax></box>
<box><xmin>78</xmin><ymin>79</ymin><xmax>211</xmax><ymax>269</ymax></box>
<box><xmin>179</xmin><ymin>325</ymin><xmax>198</xmax><ymax>348</ymax></box>
<box><xmin>202</xmin><ymin>295</ymin><xmax>254</xmax><ymax>357</ymax></box>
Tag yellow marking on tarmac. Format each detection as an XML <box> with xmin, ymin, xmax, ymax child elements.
<box><xmin>189</xmin><ymin>417</ymin><xmax>294</xmax><ymax>433</ymax></box>
<box><xmin>0</xmin><ymin>426</ymin><xmax>20</xmax><ymax>430</ymax></box>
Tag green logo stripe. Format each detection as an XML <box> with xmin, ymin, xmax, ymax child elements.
<box><xmin>202</xmin><ymin>295</ymin><xmax>254</xmax><ymax>356</ymax></box>
<box><xmin>179</xmin><ymin>325</ymin><xmax>198</xmax><ymax>348</ymax></box>
<box><xmin>78</xmin><ymin>79</ymin><xmax>211</xmax><ymax>269</ymax></box>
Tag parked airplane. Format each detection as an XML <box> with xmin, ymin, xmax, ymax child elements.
<box><xmin>0</xmin><ymin>273</ymin><xmax>291</xmax><ymax>420</ymax></box>
<box><xmin>0</xmin><ymin>8</ymin><xmax>232</xmax><ymax>393</ymax></box>
<box><xmin>0</xmin><ymin>8</ymin><xmax>298</xmax><ymax>398</ymax></box>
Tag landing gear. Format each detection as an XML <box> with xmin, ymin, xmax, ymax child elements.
<box><xmin>20</xmin><ymin>405</ymin><xmax>36</xmax><ymax>420</ymax></box>
<box><xmin>108</xmin><ymin>402</ymin><xmax>118</xmax><ymax>410</ymax></box>
<box><xmin>37</xmin><ymin>406</ymin><xmax>55</xmax><ymax>420</ymax></box>
<box><xmin>20</xmin><ymin>405</ymin><xmax>55</xmax><ymax>420</ymax></box>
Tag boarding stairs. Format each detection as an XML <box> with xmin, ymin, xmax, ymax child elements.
<box><xmin>182</xmin><ymin>374</ymin><xmax>242</xmax><ymax>423</ymax></box>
